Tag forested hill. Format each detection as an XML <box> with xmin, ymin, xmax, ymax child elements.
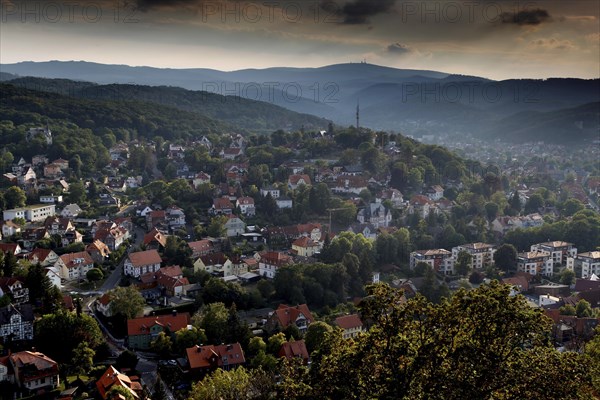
<box><xmin>5</xmin><ymin>77</ymin><xmax>329</xmax><ymax>134</ymax></box>
<box><xmin>0</xmin><ymin>82</ymin><xmax>229</xmax><ymax>141</ymax></box>
<box><xmin>482</xmin><ymin>102</ymin><xmax>600</xmax><ymax>143</ymax></box>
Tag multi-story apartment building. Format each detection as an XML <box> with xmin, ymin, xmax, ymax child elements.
<box><xmin>410</xmin><ymin>249</ymin><xmax>454</xmax><ymax>275</ymax></box>
<box><xmin>517</xmin><ymin>250</ymin><xmax>554</xmax><ymax>276</ymax></box>
<box><xmin>452</xmin><ymin>243</ymin><xmax>496</xmax><ymax>270</ymax></box>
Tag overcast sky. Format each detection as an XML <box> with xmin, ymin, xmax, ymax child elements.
<box><xmin>1</xmin><ymin>0</ymin><xmax>599</xmax><ymax>79</ymax></box>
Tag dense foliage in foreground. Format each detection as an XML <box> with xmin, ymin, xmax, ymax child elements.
<box><xmin>190</xmin><ymin>282</ymin><xmax>598</xmax><ymax>400</ymax></box>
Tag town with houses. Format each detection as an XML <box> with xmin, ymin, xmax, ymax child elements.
<box><xmin>0</xmin><ymin>123</ymin><xmax>599</xmax><ymax>399</ymax></box>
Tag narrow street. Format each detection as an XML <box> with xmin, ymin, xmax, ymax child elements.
<box><xmin>99</xmin><ymin>223</ymin><xmax>146</xmax><ymax>292</ymax></box>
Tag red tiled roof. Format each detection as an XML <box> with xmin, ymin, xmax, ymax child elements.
<box><xmin>59</xmin><ymin>251</ymin><xmax>94</xmax><ymax>269</ymax></box>
<box><xmin>271</xmin><ymin>304</ymin><xmax>314</xmax><ymax>329</ymax></box>
<box><xmin>0</xmin><ymin>243</ymin><xmax>20</xmax><ymax>255</ymax></box>
<box><xmin>335</xmin><ymin>314</ymin><xmax>363</xmax><ymax>330</ymax></box>
<box><xmin>143</xmin><ymin>228</ymin><xmax>167</xmax><ymax>247</ymax></box>
<box><xmin>292</xmin><ymin>237</ymin><xmax>319</xmax><ymax>248</ymax></box>
<box><xmin>259</xmin><ymin>251</ymin><xmax>292</xmax><ymax>267</ymax></box>
<box><xmin>10</xmin><ymin>351</ymin><xmax>59</xmax><ymax>383</ymax></box>
<box><xmin>96</xmin><ymin>366</ymin><xmax>139</xmax><ymax>400</ymax></box>
<box><xmin>127</xmin><ymin>313</ymin><xmax>190</xmax><ymax>336</ymax></box>
<box><xmin>501</xmin><ymin>276</ymin><xmax>530</xmax><ymax>292</ymax></box>
<box><xmin>237</xmin><ymin>196</ymin><xmax>254</xmax><ymax>205</ymax></box>
<box><xmin>186</xmin><ymin>343</ymin><xmax>245</xmax><ymax>370</ymax></box>
<box><xmin>26</xmin><ymin>247</ymin><xmax>56</xmax><ymax>263</ymax></box>
<box><xmin>410</xmin><ymin>195</ymin><xmax>432</xmax><ymax>206</ymax></box>
<box><xmin>158</xmin><ymin>265</ymin><xmax>183</xmax><ymax>278</ymax></box>
<box><xmin>279</xmin><ymin>339</ymin><xmax>309</xmax><ymax>361</ymax></box>
<box><xmin>127</xmin><ymin>250</ymin><xmax>162</xmax><ymax>267</ymax></box>
<box><xmin>157</xmin><ymin>274</ymin><xmax>189</xmax><ymax>290</ymax></box>
<box><xmin>200</xmin><ymin>252</ymin><xmax>229</xmax><ymax>266</ymax></box>
<box><xmin>288</xmin><ymin>174</ymin><xmax>312</xmax><ymax>186</ymax></box>
<box><xmin>87</xmin><ymin>240</ymin><xmax>111</xmax><ymax>255</ymax></box>
<box><xmin>188</xmin><ymin>240</ymin><xmax>212</xmax><ymax>255</ymax></box>
<box><xmin>98</xmin><ymin>293</ymin><xmax>111</xmax><ymax>306</ymax></box>
<box><xmin>213</xmin><ymin>197</ymin><xmax>234</xmax><ymax>210</ymax></box>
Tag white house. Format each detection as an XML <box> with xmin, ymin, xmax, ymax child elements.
<box><xmin>276</xmin><ymin>197</ymin><xmax>293</xmax><ymax>209</ymax></box>
<box><xmin>193</xmin><ymin>172</ymin><xmax>211</xmax><ymax>189</ymax></box>
<box><xmin>426</xmin><ymin>185</ymin><xmax>444</xmax><ymax>201</ymax></box>
<box><xmin>3</xmin><ymin>204</ymin><xmax>56</xmax><ymax>222</ymax></box>
<box><xmin>224</xmin><ymin>215</ymin><xmax>246</xmax><ymax>237</ymax></box>
<box><xmin>258</xmin><ymin>251</ymin><xmax>292</xmax><ymax>279</ymax></box>
<box><xmin>236</xmin><ymin>197</ymin><xmax>256</xmax><ymax>217</ymax></box>
<box><xmin>357</xmin><ymin>202</ymin><xmax>392</xmax><ymax>228</ymax></box>
<box><xmin>260</xmin><ymin>186</ymin><xmax>280</xmax><ymax>198</ymax></box>
<box><xmin>61</xmin><ymin>203</ymin><xmax>82</xmax><ymax>218</ymax></box>
<box><xmin>57</xmin><ymin>251</ymin><xmax>95</xmax><ymax>281</ymax></box>
<box><xmin>124</xmin><ymin>250</ymin><xmax>162</xmax><ymax>277</ymax></box>
<box><xmin>40</xmin><ymin>195</ymin><xmax>63</xmax><ymax>204</ymax></box>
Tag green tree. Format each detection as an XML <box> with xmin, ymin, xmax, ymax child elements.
<box><xmin>484</xmin><ymin>202</ymin><xmax>499</xmax><ymax>221</ymax></box>
<box><xmin>108</xmin><ymin>286</ymin><xmax>145</xmax><ymax>319</ymax></box>
<box><xmin>308</xmin><ymin>183</ymin><xmax>331</xmax><ymax>215</ymax></box>
<box><xmin>559</xmin><ymin>269</ymin><xmax>575</xmax><ymax>286</ymax></box>
<box><xmin>304</xmin><ymin>321</ymin><xmax>333</xmax><ymax>354</ymax></box>
<box><xmin>303</xmin><ymin>282</ymin><xmax>594</xmax><ymax>399</ymax></box>
<box><xmin>196</xmin><ymin>302</ymin><xmax>229</xmax><ymax>345</ymax></box>
<box><xmin>3</xmin><ymin>186</ymin><xmax>26</xmax><ymax>209</ymax></box>
<box><xmin>107</xmin><ymin>385</ymin><xmax>135</xmax><ymax>400</ymax></box>
<box><xmin>151</xmin><ymin>374</ymin><xmax>167</xmax><ymax>400</ymax></box>
<box><xmin>248</xmin><ymin>337</ymin><xmax>267</xmax><ymax>357</ymax></box>
<box><xmin>561</xmin><ymin>198</ymin><xmax>584</xmax><ymax>217</ymax></box>
<box><xmin>493</xmin><ymin>244</ymin><xmax>518</xmax><ymax>274</ymax></box>
<box><xmin>68</xmin><ymin>181</ymin><xmax>87</xmax><ymax>204</ymax></box>
<box><xmin>575</xmin><ymin>299</ymin><xmax>593</xmax><ymax>318</ymax></box>
<box><xmin>509</xmin><ymin>191</ymin><xmax>521</xmax><ymax>213</ymax></box>
<box><xmin>189</xmin><ymin>367</ymin><xmax>275</xmax><ymax>400</ymax></box>
<box><xmin>257</xmin><ymin>279</ymin><xmax>275</xmax><ymax>299</ymax></box>
<box><xmin>267</xmin><ymin>332</ymin><xmax>287</xmax><ymax>356</ymax></box>
<box><xmin>116</xmin><ymin>350</ymin><xmax>139</xmax><ymax>371</ymax></box>
<box><xmin>71</xmin><ymin>341</ymin><xmax>95</xmax><ymax>378</ymax></box>
<box><xmin>2</xmin><ymin>250</ymin><xmax>17</xmax><ymax>277</ymax></box>
<box><xmin>419</xmin><ymin>265</ymin><xmax>439</xmax><ymax>303</ymax></box>
<box><xmin>206</xmin><ymin>215</ymin><xmax>227</xmax><ymax>238</ymax></box>
<box><xmin>413</xmin><ymin>261</ymin><xmax>429</xmax><ymax>277</ymax></box>
<box><xmin>151</xmin><ymin>331</ymin><xmax>173</xmax><ymax>358</ymax></box>
<box><xmin>559</xmin><ymin>304</ymin><xmax>576</xmax><ymax>316</ymax></box>
<box><xmin>524</xmin><ymin>193</ymin><xmax>544</xmax><ymax>214</ymax></box>
<box><xmin>26</xmin><ymin>262</ymin><xmax>61</xmax><ymax>312</ymax></box>
<box><xmin>86</xmin><ymin>268</ymin><xmax>104</xmax><ymax>282</ymax></box>
<box><xmin>454</xmin><ymin>250</ymin><xmax>473</xmax><ymax>277</ymax></box>
<box><xmin>35</xmin><ymin>310</ymin><xmax>104</xmax><ymax>364</ymax></box>
<box><xmin>584</xmin><ymin>326</ymin><xmax>600</xmax><ymax>393</ymax></box>
<box><xmin>174</xmin><ymin>327</ymin><xmax>207</xmax><ymax>354</ymax></box>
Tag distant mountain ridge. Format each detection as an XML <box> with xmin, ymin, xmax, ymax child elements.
<box><xmin>1</xmin><ymin>61</ymin><xmax>599</xmax><ymax>143</ymax></box>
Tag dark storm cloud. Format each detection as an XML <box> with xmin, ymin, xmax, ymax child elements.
<box><xmin>386</xmin><ymin>42</ymin><xmax>411</xmax><ymax>55</ymax></box>
<box><xmin>133</xmin><ymin>0</ymin><xmax>202</xmax><ymax>12</ymax></box>
<box><xmin>321</xmin><ymin>0</ymin><xmax>396</xmax><ymax>25</ymax></box>
<box><xmin>500</xmin><ymin>8</ymin><xmax>551</xmax><ymax>25</ymax></box>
